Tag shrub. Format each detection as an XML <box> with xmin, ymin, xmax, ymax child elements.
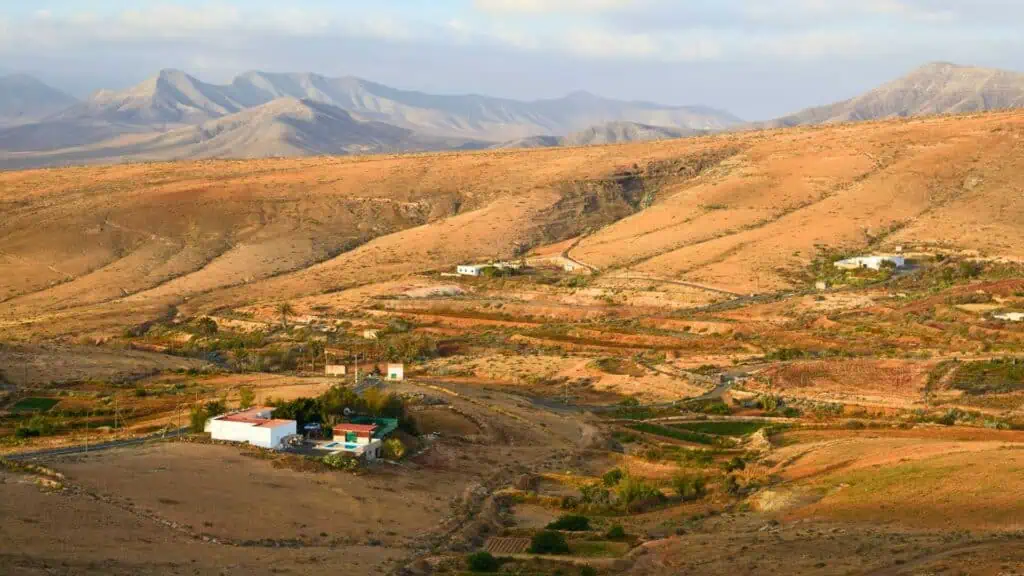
<box><xmin>672</xmin><ymin>474</ymin><xmax>707</xmax><ymax>502</ymax></box>
<box><xmin>605</xmin><ymin>525</ymin><xmax>627</xmax><ymax>539</ymax></box>
<box><xmin>322</xmin><ymin>452</ymin><xmax>359</xmax><ymax>471</ymax></box>
<box><xmin>724</xmin><ymin>475</ymin><xmax>742</xmax><ymax>496</ymax></box>
<box><xmin>530</xmin><ymin>530</ymin><xmax>570</xmax><ymax>555</ymax></box>
<box><xmin>189</xmin><ymin>405</ymin><xmax>209</xmax><ymax>433</ymax></box>
<box><xmin>134</xmin><ymin>387</ymin><xmax>148</xmax><ymax>397</ymax></box>
<box><xmin>466</xmin><ymin>551</ymin><xmax>499</xmax><ymax>572</ymax></box>
<box><xmin>616</xmin><ymin>475</ymin><xmax>663</xmax><ymax>512</ymax></box>
<box><xmin>382</xmin><ymin>438</ymin><xmax>406</xmax><ymax>460</ymax></box>
<box><xmin>547</xmin><ymin>514</ymin><xmax>591</xmax><ymax>531</ymax></box>
<box><xmin>579</xmin><ymin>483</ymin><xmax>611</xmax><ymax>506</ymax></box>
<box><xmin>238</xmin><ymin>387</ymin><xmax>255</xmax><ymax>409</ymax></box>
<box><xmin>196</xmin><ymin>317</ymin><xmax>218</xmax><ymax>336</ymax></box>
<box><xmin>580</xmin><ymin>566</ymin><xmax>597</xmax><ymax>576</ymax></box>
<box><xmin>602</xmin><ymin>468</ymin><xmax>624</xmax><ymax>487</ymax></box>
<box><xmin>723</xmin><ymin>457</ymin><xmax>746</xmax><ymax>473</ymax></box>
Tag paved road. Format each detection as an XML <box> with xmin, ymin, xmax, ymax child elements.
<box><xmin>4</xmin><ymin>427</ymin><xmax>188</xmax><ymax>462</ymax></box>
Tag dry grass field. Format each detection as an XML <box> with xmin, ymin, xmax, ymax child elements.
<box><xmin>3</xmin><ymin>111</ymin><xmax>1024</xmax><ymax>575</ymax></box>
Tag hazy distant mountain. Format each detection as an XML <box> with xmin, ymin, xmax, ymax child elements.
<box><xmin>771</xmin><ymin>62</ymin><xmax>1024</xmax><ymax>127</ymax></box>
<box><xmin>0</xmin><ymin>98</ymin><xmax>486</xmax><ymax>169</ymax></box>
<box><xmin>43</xmin><ymin>69</ymin><xmax>739</xmax><ymax>140</ymax></box>
<box><xmin>498</xmin><ymin>121</ymin><xmax>696</xmax><ymax>149</ymax></box>
<box><xmin>0</xmin><ymin>74</ymin><xmax>77</xmax><ymax>125</ymax></box>
<box><xmin>55</xmin><ymin>69</ymin><xmax>246</xmax><ymax>126</ymax></box>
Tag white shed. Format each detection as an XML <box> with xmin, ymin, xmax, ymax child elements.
<box><xmin>457</xmin><ymin>265</ymin><xmax>486</xmax><ymax>277</ymax></box>
<box><xmin>994</xmin><ymin>312</ymin><xmax>1024</xmax><ymax>322</ymax></box>
<box><xmin>325</xmin><ymin>364</ymin><xmax>347</xmax><ymax>377</ymax></box>
<box><xmin>834</xmin><ymin>255</ymin><xmax>906</xmax><ymax>271</ymax></box>
<box><xmin>387</xmin><ymin>363</ymin><xmax>405</xmax><ymax>381</ymax></box>
<box><xmin>205</xmin><ymin>407</ymin><xmax>297</xmax><ymax>450</ymax></box>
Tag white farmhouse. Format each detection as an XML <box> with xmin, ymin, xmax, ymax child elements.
<box><xmin>457</xmin><ymin>265</ymin><xmax>486</xmax><ymax>277</ymax></box>
<box><xmin>205</xmin><ymin>407</ymin><xmax>297</xmax><ymax>450</ymax></box>
<box><xmin>834</xmin><ymin>255</ymin><xmax>906</xmax><ymax>271</ymax></box>
<box><xmin>994</xmin><ymin>312</ymin><xmax>1024</xmax><ymax>322</ymax></box>
<box><xmin>363</xmin><ymin>329</ymin><xmax>380</xmax><ymax>340</ymax></box>
<box><xmin>325</xmin><ymin>364</ymin><xmax>347</xmax><ymax>377</ymax></box>
<box><xmin>387</xmin><ymin>363</ymin><xmax>405</xmax><ymax>381</ymax></box>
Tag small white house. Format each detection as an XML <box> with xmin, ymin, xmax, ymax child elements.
<box><xmin>387</xmin><ymin>363</ymin><xmax>405</xmax><ymax>381</ymax></box>
<box><xmin>834</xmin><ymin>255</ymin><xmax>906</xmax><ymax>271</ymax></box>
<box><xmin>457</xmin><ymin>265</ymin><xmax>486</xmax><ymax>277</ymax></box>
<box><xmin>994</xmin><ymin>312</ymin><xmax>1024</xmax><ymax>322</ymax></box>
<box><xmin>205</xmin><ymin>407</ymin><xmax>297</xmax><ymax>450</ymax></box>
<box><xmin>328</xmin><ymin>423</ymin><xmax>383</xmax><ymax>460</ymax></box>
<box><xmin>325</xmin><ymin>364</ymin><xmax>347</xmax><ymax>377</ymax></box>
<box><xmin>362</xmin><ymin>329</ymin><xmax>380</xmax><ymax>340</ymax></box>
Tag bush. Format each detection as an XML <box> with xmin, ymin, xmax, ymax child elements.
<box><xmin>382</xmin><ymin>438</ymin><xmax>406</xmax><ymax>460</ymax></box>
<box><xmin>196</xmin><ymin>317</ymin><xmax>218</xmax><ymax>336</ymax></box>
<box><xmin>322</xmin><ymin>452</ymin><xmax>359</xmax><ymax>471</ymax></box>
<box><xmin>189</xmin><ymin>405</ymin><xmax>209</xmax><ymax>433</ymax></box>
<box><xmin>580</xmin><ymin>566</ymin><xmax>597</xmax><ymax>576</ymax></box>
<box><xmin>724</xmin><ymin>475</ymin><xmax>742</xmax><ymax>496</ymax></box>
<box><xmin>672</xmin><ymin>474</ymin><xmax>707</xmax><ymax>502</ymax></box>
<box><xmin>616</xmin><ymin>475</ymin><xmax>663</xmax><ymax>512</ymax></box>
<box><xmin>466</xmin><ymin>551</ymin><xmax>499</xmax><ymax>572</ymax></box>
<box><xmin>602</xmin><ymin>468</ymin><xmax>624</xmax><ymax>487</ymax></box>
<box><xmin>530</xmin><ymin>530</ymin><xmax>570</xmax><ymax>555</ymax></box>
<box><xmin>238</xmin><ymin>387</ymin><xmax>255</xmax><ymax>409</ymax></box>
<box><xmin>723</xmin><ymin>457</ymin><xmax>746</xmax><ymax>473</ymax></box>
<box><xmin>605</xmin><ymin>525</ymin><xmax>626</xmax><ymax>539</ymax></box>
<box><xmin>547</xmin><ymin>514</ymin><xmax>591</xmax><ymax>531</ymax></box>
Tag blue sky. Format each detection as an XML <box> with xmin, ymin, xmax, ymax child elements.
<box><xmin>2</xmin><ymin>0</ymin><xmax>1022</xmax><ymax>119</ymax></box>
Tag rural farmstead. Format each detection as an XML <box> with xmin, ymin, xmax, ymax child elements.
<box><xmin>205</xmin><ymin>407</ymin><xmax>297</xmax><ymax>449</ymax></box>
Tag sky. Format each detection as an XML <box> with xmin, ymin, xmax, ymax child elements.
<box><xmin>1</xmin><ymin>0</ymin><xmax>1023</xmax><ymax>120</ymax></box>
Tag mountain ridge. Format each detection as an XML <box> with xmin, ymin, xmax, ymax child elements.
<box><xmin>768</xmin><ymin>62</ymin><xmax>1024</xmax><ymax>127</ymax></box>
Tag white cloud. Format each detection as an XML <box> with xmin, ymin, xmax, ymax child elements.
<box><xmin>473</xmin><ymin>0</ymin><xmax>637</xmax><ymax>14</ymax></box>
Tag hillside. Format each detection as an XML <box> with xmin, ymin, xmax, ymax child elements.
<box><xmin>0</xmin><ymin>74</ymin><xmax>78</xmax><ymax>126</ymax></box>
<box><xmin>2</xmin><ymin>110</ymin><xmax>1024</xmax><ymax>339</ymax></box>
<box><xmin>772</xmin><ymin>62</ymin><xmax>1024</xmax><ymax>126</ymax></box>
<box><xmin>498</xmin><ymin>121</ymin><xmax>696</xmax><ymax>148</ymax></box>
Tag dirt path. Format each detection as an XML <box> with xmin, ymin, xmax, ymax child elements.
<box><xmin>860</xmin><ymin>539</ymin><xmax>1020</xmax><ymax>576</ymax></box>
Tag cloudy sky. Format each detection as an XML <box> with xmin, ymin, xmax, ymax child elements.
<box><xmin>1</xmin><ymin>0</ymin><xmax>1021</xmax><ymax>119</ymax></box>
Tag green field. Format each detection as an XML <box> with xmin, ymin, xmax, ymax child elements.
<box><xmin>670</xmin><ymin>421</ymin><xmax>775</xmax><ymax>436</ymax></box>
<box><xmin>626</xmin><ymin>422</ymin><xmax>716</xmax><ymax>445</ymax></box>
<box><xmin>11</xmin><ymin>397</ymin><xmax>59</xmax><ymax>413</ymax></box>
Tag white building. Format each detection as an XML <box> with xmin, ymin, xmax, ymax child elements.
<box><xmin>205</xmin><ymin>407</ymin><xmax>297</xmax><ymax>450</ymax></box>
<box><xmin>387</xmin><ymin>363</ymin><xmax>404</xmax><ymax>381</ymax></box>
<box><xmin>325</xmin><ymin>364</ymin><xmax>347</xmax><ymax>377</ymax></box>
<box><xmin>362</xmin><ymin>329</ymin><xmax>380</xmax><ymax>340</ymax></box>
<box><xmin>834</xmin><ymin>255</ymin><xmax>906</xmax><ymax>271</ymax></box>
<box><xmin>457</xmin><ymin>265</ymin><xmax>486</xmax><ymax>277</ymax></box>
<box><xmin>994</xmin><ymin>312</ymin><xmax>1024</xmax><ymax>322</ymax></box>
<box><xmin>327</xmin><ymin>423</ymin><xmax>383</xmax><ymax>460</ymax></box>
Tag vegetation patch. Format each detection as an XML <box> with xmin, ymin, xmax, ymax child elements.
<box><xmin>11</xmin><ymin>398</ymin><xmax>59</xmax><ymax>413</ymax></box>
<box><xmin>670</xmin><ymin>421</ymin><xmax>777</xmax><ymax>437</ymax></box>
<box><xmin>626</xmin><ymin>422</ymin><xmax>717</xmax><ymax>445</ymax></box>
<box><xmin>943</xmin><ymin>358</ymin><xmax>1024</xmax><ymax>395</ymax></box>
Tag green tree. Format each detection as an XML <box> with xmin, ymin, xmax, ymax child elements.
<box><xmin>546</xmin><ymin>514</ymin><xmax>590</xmax><ymax>531</ymax></box>
<box><xmin>238</xmin><ymin>387</ymin><xmax>255</xmax><ymax>409</ymax></box>
<box><xmin>466</xmin><ymin>551</ymin><xmax>499</xmax><ymax>572</ymax></box>
<box><xmin>529</xmin><ymin>530</ymin><xmax>569</xmax><ymax>555</ymax></box>
<box><xmin>196</xmin><ymin>317</ymin><xmax>218</xmax><ymax>336</ymax></box>
<box><xmin>277</xmin><ymin>302</ymin><xmax>295</xmax><ymax>330</ymax></box>
<box><xmin>672</xmin><ymin>474</ymin><xmax>707</xmax><ymax>502</ymax></box>
<box><xmin>189</xmin><ymin>405</ymin><xmax>209</xmax><ymax>433</ymax></box>
<box><xmin>382</xmin><ymin>438</ymin><xmax>406</xmax><ymax>460</ymax></box>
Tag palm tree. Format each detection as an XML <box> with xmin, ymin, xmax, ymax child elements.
<box><xmin>277</xmin><ymin>302</ymin><xmax>294</xmax><ymax>330</ymax></box>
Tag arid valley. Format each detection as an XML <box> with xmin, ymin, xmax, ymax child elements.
<box><xmin>1</xmin><ymin>101</ymin><xmax>1024</xmax><ymax>576</ymax></box>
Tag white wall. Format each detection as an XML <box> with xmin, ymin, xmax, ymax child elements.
<box><xmin>208</xmin><ymin>419</ymin><xmax>296</xmax><ymax>449</ymax></box>
<box><xmin>326</xmin><ymin>365</ymin><xmax>347</xmax><ymax>376</ymax></box>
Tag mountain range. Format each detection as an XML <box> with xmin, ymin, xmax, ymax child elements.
<box><xmin>4</xmin><ymin>62</ymin><xmax>1024</xmax><ymax>169</ymax></box>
